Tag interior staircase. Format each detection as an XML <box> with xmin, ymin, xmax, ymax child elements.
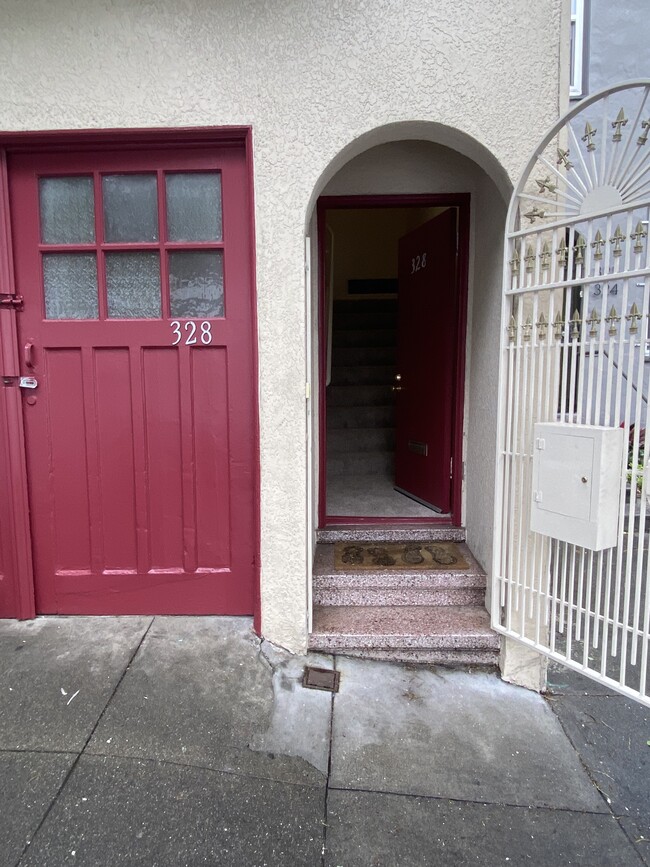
<box><xmin>309</xmin><ymin>526</ymin><xmax>500</xmax><ymax>667</ymax></box>
<box><xmin>326</xmin><ymin>298</ymin><xmax>397</xmax><ymax>481</ymax></box>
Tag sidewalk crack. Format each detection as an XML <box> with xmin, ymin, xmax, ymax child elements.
<box><xmin>13</xmin><ymin>616</ymin><xmax>155</xmax><ymax>867</ymax></box>
<box><xmin>321</xmin><ymin>656</ymin><xmax>336</xmax><ymax>867</ymax></box>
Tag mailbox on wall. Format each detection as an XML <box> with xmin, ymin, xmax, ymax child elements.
<box><xmin>531</xmin><ymin>423</ymin><xmax>625</xmax><ymax>551</ymax></box>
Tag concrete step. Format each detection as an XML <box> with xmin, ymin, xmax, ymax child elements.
<box><xmin>309</xmin><ymin>604</ymin><xmax>500</xmax><ymax>662</ymax></box>
<box><xmin>327</xmin><ymin>427</ymin><xmax>395</xmax><ymax>453</ymax></box>
<box><xmin>329</xmin><ymin>647</ymin><xmax>500</xmax><ymax>666</ymax></box>
<box><xmin>313</xmin><ymin>541</ymin><xmax>485</xmax><ymax>607</ymax></box>
<box><xmin>330</xmin><ymin>364</ymin><xmax>395</xmax><ymax>386</ymax></box>
<box><xmin>327</xmin><ymin>404</ymin><xmax>394</xmax><ymax>430</ymax></box>
<box><xmin>316</xmin><ymin>526</ymin><xmax>466</xmax><ymax>543</ymax></box>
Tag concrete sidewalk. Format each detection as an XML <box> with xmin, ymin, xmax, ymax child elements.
<box><xmin>0</xmin><ymin>616</ymin><xmax>647</xmax><ymax>866</ymax></box>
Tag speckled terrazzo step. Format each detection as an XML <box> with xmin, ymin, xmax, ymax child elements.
<box><xmin>316</xmin><ymin>526</ymin><xmax>466</xmax><ymax>543</ymax></box>
<box><xmin>309</xmin><ymin>605</ymin><xmax>500</xmax><ymax>660</ymax></box>
<box><xmin>313</xmin><ymin>541</ymin><xmax>486</xmax><ymax>607</ymax></box>
<box><xmin>330</xmin><ymin>647</ymin><xmax>500</xmax><ymax>667</ymax></box>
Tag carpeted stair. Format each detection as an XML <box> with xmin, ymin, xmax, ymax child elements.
<box><xmin>327</xmin><ymin>299</ymin><xmax>397</xmax><ymax>480</ymax></box>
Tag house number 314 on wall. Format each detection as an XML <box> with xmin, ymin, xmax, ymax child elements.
<box><xmin>411</xmin><ymin>253</ymin><xmax>427</xmax><ymax>273</ymax></box>
<box><xmin>170</xmin><ymin>320</ymin><xmax>213</xmax><ymax>345</ymax></box>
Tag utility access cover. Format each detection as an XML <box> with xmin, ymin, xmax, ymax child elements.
<box><xmin>302</xmin><ymin>666</ymin><xmax>340</xmax><ymax>692</ymax></box>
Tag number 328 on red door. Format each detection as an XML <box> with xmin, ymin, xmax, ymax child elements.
<box><xmin>170</xmin><ymin>320</ymin><xmax>213</xmax><ymax>345</ymax></box>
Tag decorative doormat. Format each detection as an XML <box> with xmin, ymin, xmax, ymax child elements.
<box><xmin>334</xmin><ymin>542</ymin><xmax>468</xmax><ymax>571</ymax></box>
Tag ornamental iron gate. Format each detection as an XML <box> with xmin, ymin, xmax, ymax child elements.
<box><xmin>493</xmin><ymin>81</ymin><xmax>650</xmax><ymax>706</ymax></box>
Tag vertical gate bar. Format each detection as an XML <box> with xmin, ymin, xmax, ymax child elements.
<box><xmin>506</xmin><ymin>298</ymin><xmax>524</xmax><ymax>630</ymax></box>
<box><xmin>630</xmin><ymin>225</ymin><xmax>650</xmax><ymax>665</ymax></box>
<box><xmin>620</xmin><ymin>257</ymin><xmax>641</xmax><ymax>682</ymax></box>
<box><xmin>573</xmin><ymin>227</ymin><xmax>592</xmax><ymax>641</ymax></box>
<box><xmin>612</xmin><ymin>87</ymin><xmax>649</xmax><ymax>189</ymax></box>
<box><xmin>611</xmin><ymin>229</ymin><xmax>633</xmax><ymax>658</ymax></box>
<box><xmin>539</xmin><ymin>287</ymin><xmax>557</xmax><ymax>639</ymax></box>
<box><xmin>599</xmin><ymin>94</ymin><xmax>609</xmax><ymax>189</ymax></box>
<box><xmin>566</xmin><ymin>544</ymin><xmax>578</xmax><ymax>661</ymax></box>
<box><xmin>500</xmin><ymin>325</ymin><xmax>515</xmax><ymax>608</ymax></box>
<box><xmin>515</xmin><ymin>301</ymin><xmax>532</xmax><ymax>623</ymax></box>
<box><xmin>528</xmin><ymin>290</ymin><xmax>542</xmax><ymax>623</ymax></box>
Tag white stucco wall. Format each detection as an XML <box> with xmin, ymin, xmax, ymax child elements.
<box><xmin>0</xmin><ymin>0</ymin><xmax>567</xmax><ymax>651</ymax></box>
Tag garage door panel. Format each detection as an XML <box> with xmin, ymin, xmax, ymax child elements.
<box><xmin>8</xmin><ymin>142</ymin><xmax>257</xmax><ymax>615</ymax></box>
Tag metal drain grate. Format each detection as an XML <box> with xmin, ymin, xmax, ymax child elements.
<box><xmin>302</xmin><ymin>666</ymin><xmax>340</xmax><ymax>692</ymax></box>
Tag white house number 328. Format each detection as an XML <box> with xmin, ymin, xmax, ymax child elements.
<box><xmin>411</xmin><ymin>252</ymin><xmax>427</xmax><ymax>273</ymax></box>
<box><xmin>170</xmin><ymin>320</ymin><xmax>213</xmax><ymax>346</ymax></box>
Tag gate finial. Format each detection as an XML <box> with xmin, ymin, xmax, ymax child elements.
<box><xmin>612</xmin><ymin>108</ymin><xmax>628</xmax><ymax>142</ymax></box>
<box><xmin>582</xmin><ymin>122</ymin><xmax>597</xmax><ymax>151</ymax></box>
<box><xmin>631</xmin><ymin>221</ymin><xmax>647</xmax><ymax>253</ymax></box>
<box><xmin>591</xmin><ymin>230</ymin><xmax>605</xmax><ymax>259</ymax></box>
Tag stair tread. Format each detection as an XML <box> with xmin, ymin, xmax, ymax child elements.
<box><xmin>310</xmin><ymin>604</ymin><xmax>499</xmax><ymax>648</ymax></box>
<box><xmin>313</xmin><ymin>540</ymin><xmax>484</xmax><ymax>580</ymax></box>
<box><xmin>316</xmin><ymin>526</ymin><xmax>466</xmax><ymax>543</ymax></box>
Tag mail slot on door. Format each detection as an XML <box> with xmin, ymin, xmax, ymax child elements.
<box><xmin>531</xmin><ymin>422</ymin><xmax>625</xmax><ymax>550</ymax></box>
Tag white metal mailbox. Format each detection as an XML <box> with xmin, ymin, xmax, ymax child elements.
<box><xmin>531</xmin><ymin>423</ymin><xmax>625</xmax><ymax>550</ymax></box>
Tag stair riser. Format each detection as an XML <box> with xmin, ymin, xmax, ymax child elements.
<box><xmin>327</xmin><ymin>385</ymin><xmax>392</xmax><ymax>407</ymax></box>
<box><xmin>332</xmin><ymin>346</ymin><xmax>396</xmax><ymax>367</ymax></box>
<box><xmin>328</xmin><ymin>428</ymin><xmax>395</xmax><ymax>453</ymax></box>
<box><xmin>331</xmin><ymin>365</ymin><xmax>395</xmax><ymax>386</ymax></box>
<box><xmin>327</xmin><ymin>404</ymin><xmax>394</xmax><ymax>430</ymax></box>
<box><xmin>314</xmin><ymin>587</ymin><xmax>486</xmax><ymax>607</ymax></box>
<box><xmin>309</xmin><ymin>633</ymin><xmax>500</xmax><ymax>651</ymax></box>
<box><xmin>328</xmin><ymin>453</ymin><xmax>394</xmax><ymax>476</ymax></box>
<box><xmin>316</xmin><ymin>527</ymin><xmax>466</xmax><ymax>542</ymax></box>
<box><xmin>332</xmin><ymin>328</ymin><xmax>396</xmax><ymax>348</ymax></box>
<box><xmin>315</xmin><ymin>648</ymin><xmax>500</xmax><ymax>667</ymax></box>
<box><xmin>334</xmin><ymin>311</ymin><xmax>397</xmax><ymax>331</ymax></box>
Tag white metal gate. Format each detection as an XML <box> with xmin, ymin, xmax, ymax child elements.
<box><xmin>493</xmin><ymin>81</ymin><xmax>650</xmax><ymax>705</ymax></box>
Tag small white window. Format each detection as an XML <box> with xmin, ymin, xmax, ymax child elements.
<box><xmin>570</xmin><ymin>0</ymin><xmax>586</xmax><ymax>99</ymax></box>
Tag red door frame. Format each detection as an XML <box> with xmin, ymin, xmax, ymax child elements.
<box><xmin>317</xmin><ymin>193</ymin><xmax>470</xmax><ymax>528</ymax></box>
<box><xmin>0</xmin><ymin>126</ymin><xmax>261</xmax><ymax>632</ymax></box>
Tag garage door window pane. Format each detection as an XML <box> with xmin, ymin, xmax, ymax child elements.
<box><xmin>43</xmin><ymin>253</ymin><xmax>98</xmax><ymax>319</ymax></box>
<box><xmin>169</xmin><ymin>251</ymin><xmax>224</xmax><ymax>318</ymax></box>
<box><xmin>106</xmin><ymin>252</ymin><xmax>161</xmax><ymax>319</ymax></box>
<box><xmin>103</xmin><ymin>175</ymin><xmax>159</xmax><ymax>242</ymax></box>
<box><xmin>166</xmin><ymin>173</ymin><xmax>222</xmax><ymax>242</ymax></box>
<box><xmin>39</xmin><ymin>177</ymin><xmax>95</xmax><ymax>244</ymax></box>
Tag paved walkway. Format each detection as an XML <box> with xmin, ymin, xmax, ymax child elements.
<box><xmin>0</xmin><ymin>616</ymin><xmax>648</xmax><ymax>866</ymax></box>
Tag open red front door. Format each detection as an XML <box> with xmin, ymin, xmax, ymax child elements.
<box><xmin>7</xmin><ymin>143</ymin><xmax>257</xmax><ymax>615</ymax></box>
<box><xmin>394</xmin><ymin>209</ymin><xmax>458</xmax><ymax>513</ymax></box>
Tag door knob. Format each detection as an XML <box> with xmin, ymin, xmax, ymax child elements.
<box><xmin>392</xmin><ymin>373</ymin><xmax>403</xmax><ymax>392</ymax></box>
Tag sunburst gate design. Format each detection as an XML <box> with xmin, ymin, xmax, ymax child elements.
<box><xmin>507</xmin><ymin>81</ymin><xmax>650</xmax><ymax>296</ymax></box>
<box><xmin>494</xmin><ymin>83</ymin><xmax>650</xmax><ymax>706</ymax></box>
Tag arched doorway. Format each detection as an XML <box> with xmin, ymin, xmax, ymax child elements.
<box><xmin>306</xmin><ymin>133</ymin><xmax>510</xmax><ymax>662</ymax></box>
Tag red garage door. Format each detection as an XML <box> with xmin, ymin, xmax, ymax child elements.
<box><xmin>4</xmin><ymin>139</ymin><xmax>258</xmax><ymax>615</ymax></box>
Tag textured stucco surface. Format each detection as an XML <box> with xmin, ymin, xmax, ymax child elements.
<box><xmin>0</xmin><ymin>0</ymin><xmax>567</xmax><ymax>651</ymax></box>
